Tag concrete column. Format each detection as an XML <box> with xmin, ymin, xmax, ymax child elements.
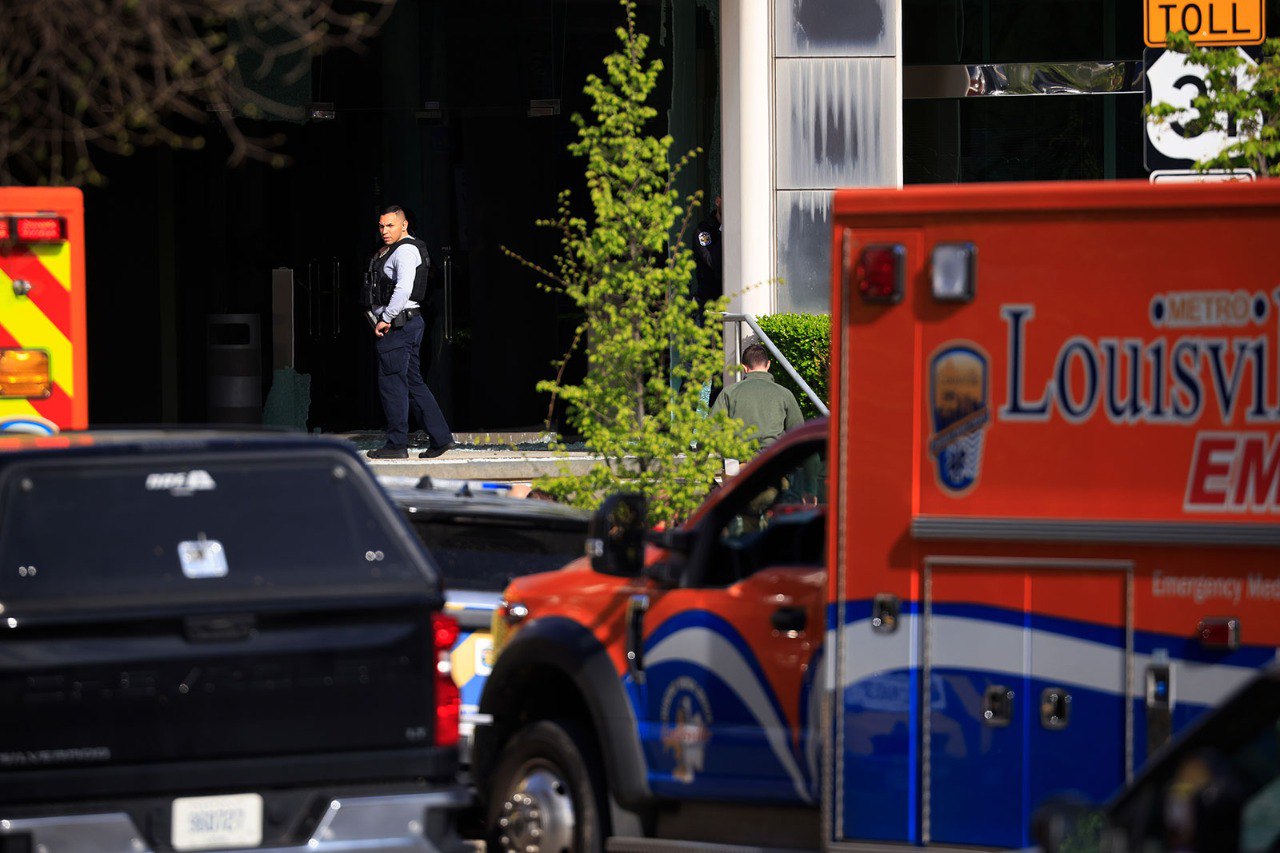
<box><xmin>720</xmin><ymin>0</ymin><xmax>774</xmax><ymax>318</ymax></box>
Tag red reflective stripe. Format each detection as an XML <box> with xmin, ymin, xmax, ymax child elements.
<box><xmin>0</xmin><ymin>249</ymin><xmax>72</xmax><ymax>336</ymax></box>
<box><xmin>0</xmin><ymin>324</ymin><xmax>17</xmax><ymax>347</ymax></box>
<box><xmin>29</xmin><ymin>383</ymin><xmax>72</xmax><ymax>426</ymax></box>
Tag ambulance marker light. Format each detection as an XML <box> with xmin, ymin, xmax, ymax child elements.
<box><xmin>501</xmin><ymin>600</ymin><xmax>529</xmax><ymax>626</ymax></box>
<box><xmin>14</xmin><ymin>216</ymin><xmax>66</xmax><ymax>242</ymax></box>
<box><xmin>0</xmin><ymin>219</ymin><xmax>9</xmax><ymax>241</ymax></box>
<box><xmin>1197</xmin><ymin>616</ymin><xmax>1240</xmax><ymax>651</ymax></box>
<box><xmin>0</xmin><ymin>350</ymin><xmax>52</xmax><ymax>398</ymax></box>
<box><xmin>856</xmin><ymin>244</ymin><xmax>905</xmax><ymax>304</ymax></box>
<box><xmin>930</xmin><ymin>242</ymin><xmax>976</xmax><ymax>302</ymax></box>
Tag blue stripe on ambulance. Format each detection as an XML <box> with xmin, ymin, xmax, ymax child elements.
<box><xmin>831</xmin><ymin>598</ymin><xmax>1273</xmax><ymax>845</ymax></box>
<box><xmin>631</xmin><ymin>609</ymin><xmax>815</xmax><ymax>803</ymax></box>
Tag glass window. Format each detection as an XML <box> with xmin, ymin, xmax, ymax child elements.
<box><xmin>777</xmin><ymin>190</ymin><xmax>834</xmax><ymax>313</ymax></box>
<box><xmin>706</xmin><ymin>443</ymin><xmax>827</xmax><ymax>586</ymax></box>
<box><xmin>408</xmin><ymin>516</ymin><xmax>585</xmax><ymax>593</ymax></box>
<box><xmin>777</xmin><ymin>0</ymin><xmax>897</xmax><ymax>58</ymax></box>
<box><xmin>904</xmin><ymin>93</ymin><xmax>1147</xmax><ymax>183</ymax></box>
<box><xmin>0</xmin><ymin>451</ymin><xmax>429</xmax><ymax>608</ymax></box>
<box><xmin>903</xmin><ymin>0</ymin><xmax>1143</xmax><ymax>65</ymax></box>
<box><xmin>776</xmin><ymin>57</ymin><xmax>898</xmax><ymax>191</ymax></box>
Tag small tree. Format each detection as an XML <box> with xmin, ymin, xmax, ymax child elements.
<box><xmin>1146</xmin><ymin>32</ymin><xmax>1280</xmax><ymax>177</ymax></box>
<box><xmin>505</xmin><ymin>0</ymin><xmax>755</xmax><ymax>525</ymax></box>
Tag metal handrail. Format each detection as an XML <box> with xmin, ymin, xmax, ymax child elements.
<box><xmin>721</xmin><ymin>312</ymin><xmax>829</xmax><ymax>416</ymax></box>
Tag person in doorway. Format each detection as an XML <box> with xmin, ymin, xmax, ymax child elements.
<box><xmin>710</xmin><ymin>342</ymin><xmax>803</xmax><ymax>454</ymax></box>
<box><xmin>692</xmin><ymin>194</ymin><xmax>722</xmax><ymax>308</ymax></box>
<box><xmin>691</xmin><ymin>195</ymin><xmax>724</xmax><ymax>413</ymax></box>
<box><xmin>366</xmin><ymin>205</ymin><xmax>455</xmax><ymax>460</ymax></box>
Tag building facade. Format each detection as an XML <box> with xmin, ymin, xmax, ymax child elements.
<box><xmin>77</xmin><ymin>0</ymin><xmax>1274</xmax><ymax>429</ymax></box>
<box><xmin>722</xmin><ymin>0</ymin><xmax>1255</xmax><ymax>319</ymax></box>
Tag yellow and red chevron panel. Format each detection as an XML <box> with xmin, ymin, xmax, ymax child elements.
<box><xmin>0</xmin><ymin>187</ymin><xmax>88</xmax><ymax>434</ymax></box>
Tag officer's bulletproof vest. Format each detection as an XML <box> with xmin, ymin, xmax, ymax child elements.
<box><xmin>362</xmin><ymin>238</ymin><xmax>429</xmax><ymax>307</ymax></box>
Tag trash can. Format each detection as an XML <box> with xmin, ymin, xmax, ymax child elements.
<box><xmin>207</xmin><ymin>314</ymin><xmax>262</xmax><ymax>424</ymax></box>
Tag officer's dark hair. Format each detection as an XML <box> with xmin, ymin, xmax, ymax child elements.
<box><xmin>742</xmin><ymin>343</ymin><xmax>770</xmax><ymax>369</ymax></box>
<box><xmin>381</xmin><ymin>205</ymin><xmax>407</xmax><ymax>218</ymax></box>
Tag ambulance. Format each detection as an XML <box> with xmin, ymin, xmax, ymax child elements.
<box><xmin>473</xmin><ymin>180</ymin><xmax>1280</xmax><ymax>851</ymax></box>
<box><xmin>0</xmin><ymin>188</ymin><xmax>88</xmax><ymax>435</ymax></box>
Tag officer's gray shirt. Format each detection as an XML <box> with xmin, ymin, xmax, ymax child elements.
<box><xmin>375</xmin><ymin>242</ymin><xmax>422</xmax><ymax>322</ymax></box>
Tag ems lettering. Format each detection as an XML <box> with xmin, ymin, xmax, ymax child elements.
<box><xmin>1185</xmin><ymin>432</ymin><xmax>1280</xmax><ymax>512</ymax></box>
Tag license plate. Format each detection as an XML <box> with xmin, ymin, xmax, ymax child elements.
<box><xmin>171</xmin><ymin>793</ymin><xmax>263</xmax><ymax>851</ymax></box>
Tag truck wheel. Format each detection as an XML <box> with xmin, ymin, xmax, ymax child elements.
<box><xmin>486</xmin><ymin>719</ymin><xmax>607</xmax><ymax>853</ymax></box>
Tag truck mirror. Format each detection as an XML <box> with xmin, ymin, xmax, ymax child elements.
<box><xmin>588</xmin><ymin>493</ymin><xmax>647</xmax><ymax>577</ymax></box>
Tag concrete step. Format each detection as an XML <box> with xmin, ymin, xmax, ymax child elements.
<box><xmin>340</xmin><ymin>430</ymin><xmax>601</xmax><ymax>481</ymax></box>
<box><xmin>341</xmin><ymin>430</ymin><xmax>561</xmax><ymax>451</ymax></box>
<box><xmin>363</xmin><ymin>448</ymin><xmax>604</xmax><ymax>481</ymax></box>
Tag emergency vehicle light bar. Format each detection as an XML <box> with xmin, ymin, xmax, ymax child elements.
<box><xmin>0</xmin><ymin>349</ymin><xmax>53</xmax><ymax>398</ymax></box>
<box><xmin>12</xmin><ymin>216</ymin><xmax>67</xmax><ymax>242</ymax></box>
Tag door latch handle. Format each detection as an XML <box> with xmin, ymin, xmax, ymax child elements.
<box><xmin>1040</xmin><ymin>686</ymin><xmax>1071</xmax><ymax>730</ymax></box>
<box><xmin>1146</xmin><ymin>660</ymin><xmax>1173</xmax><ymax>754</ymax></box>
<box><xmin>871</xmin><ymin>593</ymin><xmax>900</xmax><ymax>634</ymax></box>
<box><xmin>184</xmin><ymin>613</ymin><xmax>256</xmax><ymax>642</ymax></box>
<box><xmin>771</xmin><ymin>606</ymin><xmax>807</xmax><ymax>635</ymax></box>
<box><xmin>982</xmin><ymin>684</ymin><xmax>1014</xmax><ymax>727</ymax></box>
<box><xmin>626</xmin><ymin>594</ymin><xmax>649</xmax><ymax>682</ymax></box>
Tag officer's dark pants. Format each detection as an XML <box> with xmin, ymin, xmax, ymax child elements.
<box><xmin>375</xmin><ymin>313</ymin><xmax>453</xmax><ymax>448</ymax></box>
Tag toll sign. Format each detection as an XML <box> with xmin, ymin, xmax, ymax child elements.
<box><xmin>1145</xmin><ymin>0</ymin><xmax>1265</xmax><ymax>47</ymax></box>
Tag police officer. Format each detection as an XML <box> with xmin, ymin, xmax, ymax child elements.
<box><xmin>366</xmin><ymin>205</ymin><xmax>455</xmax><ymax>459</ymax></box>
<box><xmin>693</xmin><ymin>194</ymin><xmax>722</xmax><ymax>307</ymax></box>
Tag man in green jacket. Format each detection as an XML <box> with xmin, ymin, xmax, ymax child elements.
<box><xmin>711</xmin><ymin>342</ymin><xmax>804</xmax><ymax>453</ymax></box>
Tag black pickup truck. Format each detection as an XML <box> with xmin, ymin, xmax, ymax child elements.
<box><xmin>0</xmin><ymin>432</ymin><xmax>469</xmax><ymax>852</ymax></box>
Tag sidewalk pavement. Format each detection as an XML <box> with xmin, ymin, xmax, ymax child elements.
<box><xmin>340</xmin><ymin>430</ymin><xmax>604</xmax><ymax>482</ymax></box>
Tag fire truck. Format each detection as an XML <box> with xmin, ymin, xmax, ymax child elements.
<box><xmin>473</xmin><ymin>180</ymin><xmax>1280</xmax><ymax>851</ymax></box>
<box><xmin>0</xmin><ymin>187</ymin><xmax>88</xmax><ymax>435</ymax></box>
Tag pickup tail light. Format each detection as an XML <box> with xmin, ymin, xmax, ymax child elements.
<box><xmin>432</xmin><ymin>613</ymin><xmax>460</xmax><ymax>747</ymax></box>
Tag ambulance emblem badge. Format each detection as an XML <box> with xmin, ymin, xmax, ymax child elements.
<box><xmin>928</xmin><ymin>343</ymin><xmax>991</xmax><ymax>494</ymax></box>
<box><xmin>660</xmin><ymin>676</ymin><xmax>712</xmax><ymax>783</ymax></box>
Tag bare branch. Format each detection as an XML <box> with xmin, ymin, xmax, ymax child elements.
<box><xmin>0</xmin><ymin>0</ymin><xmax>395</xmax><ymax>185</ymax></box>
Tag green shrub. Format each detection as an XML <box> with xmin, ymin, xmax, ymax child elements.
<box><xmin>753</xmin><ymin>313</ymin><xmax>830</xmax><ymax>421</ymax></box>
